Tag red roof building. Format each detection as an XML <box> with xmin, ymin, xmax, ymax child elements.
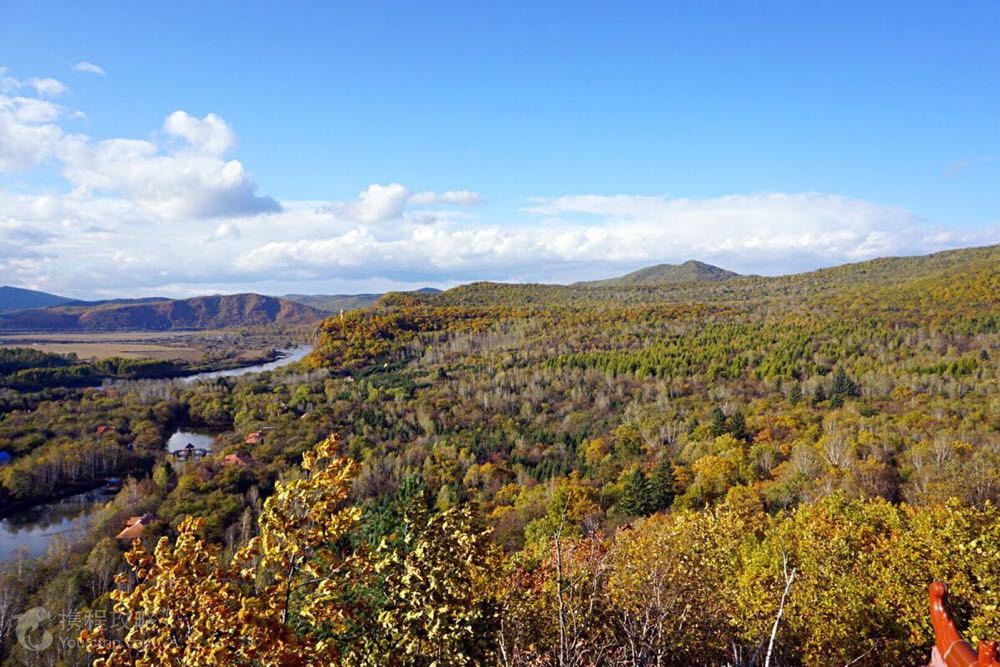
<box><xmin>222</xmin><ymin>453</ymin><xmax>254</xmax><ymax>467</ymax></box>
<box><xmin>116</xmin><ymin>513</ymin><xmax>154</xmax><ymax>540</ymax></box>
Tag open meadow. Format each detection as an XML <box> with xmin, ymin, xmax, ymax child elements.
<box><xmin>0</xmin><ymin>329</ymin><xmax>300</xmax><ymax>364</ymax></box>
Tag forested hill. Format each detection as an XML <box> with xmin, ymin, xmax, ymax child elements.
<box><xmin>576</xmin><ymin>259</ymin><xmax>740</xmax><ymax>286</ymax></box>
<box><xmin>282</xmin><ymin>287</ymin><xmax>441</xmax><ymax>313</ymax></box>
<box><xmin>0</xmin><ymin>285</ymin><xmax>74</xmax><ymax>312</ymax></box>
<box><xmin>282</xmin><ymin>292</ymin><xmax>382</xmax><ymax>313</ymax></box>
<box><xmin>312</xmin><ymin>243</ymin><xmax>999</xmax><ymax>384</ymax></box>
<box><xmin>0</xmin><ymin>293</ymin><xmax>326</xmax><ymax>331</ymax></box>
<box><xmin>377</xmin><ymin>243</ymin><xmax>1000</xmax><ymax>308</ymax></box>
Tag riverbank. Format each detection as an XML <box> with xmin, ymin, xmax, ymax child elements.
<box><xmin>0</xmin><ymin>479</ymin><xmax>109</xmax><ymax>519</ymax></box>
<box><xmin>0</xmin><ymin>345</ymin><xmax>312</xmax><ymax>562</ymax></box>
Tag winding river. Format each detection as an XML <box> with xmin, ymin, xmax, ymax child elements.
<box><xmin>0</xmin><ymin>346</ymin><xmax>312</xmax><ymax>561</ymax></box>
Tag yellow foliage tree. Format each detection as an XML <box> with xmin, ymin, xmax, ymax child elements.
<box><xmin>82</xmin><ymin>435</ymin><xmax>361</xmax><ymax>666</ymax></box>
<box><xmin>356</xmin><ymin>504</ymin><xmax>502</xmax><ymax>666</ymax></box>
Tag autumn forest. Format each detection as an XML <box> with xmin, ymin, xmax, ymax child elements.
<box><xmin>0</xmin><ymin>244</ymin><xmax>999</xmax><ymax>666</ymax></box>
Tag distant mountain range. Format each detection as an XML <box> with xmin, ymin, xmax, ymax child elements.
<box><xmin>0</xmin><ymin>286</ymin><xmax>75</xmax><ymax>313</ymax></box>
<box><xmin>0</xmin><ymin>294</ymin><xmax>326</xmax><ymax>331</ymax></box>
<box><xmin>576</xmin><ymin>260</ymin><xmax>740</xmax><ymax>287</ymax></box>
<box><xmin>0</xmin><ymin>286</ymin><xmax>444</xmax><ymax>333</ymax></box>
<box><xmin>7</xmin><ymin>246</ymin><xmax>995</xmax><ymax>332</ymax></box>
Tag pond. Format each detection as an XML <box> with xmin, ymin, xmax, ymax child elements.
<box><xmin>165</xmin><ymin>428</ymin><xmax>221</xmax><ymax>454</ymax></box>
<box><xmin>0</xmin><ymin>488</ymin><xmax>112</xmax><ymax>561</ymax></box>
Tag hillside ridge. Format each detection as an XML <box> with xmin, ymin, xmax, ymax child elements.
<box><xmin>0</xmin><ymin>293</ymin><xmax>325</xmax><ymax>331</ymax></box>
<box><xmin>578</xmin><ymin>259</ymin><xmax>741</xmax><ymax>287</ymax></box>
<box><xmin>0</xmin><ymin>286</ymin><xmax>75</xmax><ymax>313</ymax></box>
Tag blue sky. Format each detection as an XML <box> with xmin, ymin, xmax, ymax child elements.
<box><xmin>1</xmin><ymin>1</ymin><xmax>998</xmax><ymax>297</ymax></box>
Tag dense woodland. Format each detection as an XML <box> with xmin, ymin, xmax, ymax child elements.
<box><xmin>0</xmin><ymin>244</ymin><xmax>998</xmax><ymax>665</ymax></box>
<box><xmin>0</xmin><ymin>348</ymin><xmax>187</xmax><ymax>392</ymax></box>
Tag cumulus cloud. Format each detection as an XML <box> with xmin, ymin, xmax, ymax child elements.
<box><xmin>72</xmin><ymin>61</ymin><xmax>106</xmax><ymax>77</ymax></box>
<box><xmin>0</xmin><ymin>68</ymin><xmax>19</xmax><ymax>93</ymax></box>
<box><xmin>2</xmin><ymin>178</ymin><xmax>996</xmax><ymax>296</ymax></box>
<box><xmin>522</xmin><ymin>192</ymin><xmax>923</xmax><ymax>270</ymax></box>
<box><xmin>3</xmin><ymin>181</ymin><xmax>997</xmax><ymax>297</ymax></box>
<box><xmin>0</xmin><ymin>93</ymin><xmax>72</xmax><ymax>170</ymax></box>
<box><xmin>346</xmin><ymin>183</ymin><xmax>410</xmax><ymax>224</ymax></box>
<box><xmin>330</xmin><ymin>184</ymin><xmax>484</xmax><ymax>224</ymax></box>
<box><xmin>229</xmin><ymin>191</ymin><xmax>996</xmax><ymax>286</ymax></box>
<box><xmin>61</xmin><ymin>132</ymin><xmax>279</xmax><ymax>219</ymax></box>
<box><xmin>163</xmin><ymin>111</ymin><xmax>236</xmax><ymax>155</ymax></box>
<box><xmin>0</xmin><ymin>68</ymin><xmax>277</xmax><ymax>218</ymax></box>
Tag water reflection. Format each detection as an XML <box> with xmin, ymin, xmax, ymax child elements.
<box><xmin>166</xmin><ymin>429</ymin><xmax>220</xmax><ymax>454</ymax></box>
<box><xmin>182</xmin><ymin>346</ymin><xmax>312</xmax><ymax>383</ymax></box>
<box><xmin>0</xmin><ymin>489</ymin><xmax>109</xmax><ymax>561</ymax></box>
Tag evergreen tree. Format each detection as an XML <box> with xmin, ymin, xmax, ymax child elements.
<box><xmin>729</xmin><ymin>409</ymin><xmax>750</xmax><ymax>442</ymax></box>
<box><xmin>829</xmin><ymin>367</ymin><xmax>857</xmax><ymax>407</ymax></box>
<box><xmin>649</xmin><ymin>457</ymin><xmax>676</xmax><ymax>511</ymax></box>
<box><xmin>686</xmin><ymin>414</ymin><xmax>699</xmax><ymax>434</ymax></box>
<box><xmin>812</xmin><ymin>383</ymin><xmax>827</xmax><ymax>406</ymax></box>
<box><xmin>709</xmin><ymin>406</ymin><xmax>727</xmax><ymax>437</ymax></box>
<box><xmin>360</xmin><ymin>473</ymin><xmax>427</xmax><ymax>548</ymax></box>
<box><xmin>620</xmin><ymin>467</ymin><xmax>652</xmax><ymax>516</ymax></box>
<box><xmin>788</xmin><ymin>383</ymin><xmax>803</xmax><ymax>406</ymax></box>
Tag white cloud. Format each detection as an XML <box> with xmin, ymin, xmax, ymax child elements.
<box><xmin>211</xmin><ymin>222</ymin><xmax>241</xmax><ymax>241</ymax></box>
<box><xmin>335</xmin><ymin>185</ymin><xmax>483</xmax><ymax>224</ymax></box>
<box><xmin>28</xmin><ymin>77</ymin><xmax>68</xmax><ymax>98</ymax></box>
<box><xmin>522</xmin><ymin>192</ymin><xmax>922</xmax><ymax>267</ymax></box>
<box><xmin>0</xmin><ymin>68</ymin><xmax>20</xmax><ymax>93</ymax></box>
<box><xmin>0</xmin><ymin>94</ymin><xmax>72</xmax><ymax>170</ymax></box>
<box><xmin>72</xmin><ymin>61</ymin><xmax>106</xmax><ymax>77</ymax></box>
<box><xmin>163</xmin><ymin>111</ymin><xmax>236</xmax><ymax>155</ymax></box>
<box><xmin>345</xmin><ymin>183</ymin><xmax>410</xmax><ymax>224</ymax></box>
<box><xmin>0</xmin><ymin>70</ymin><xmax>277</xmax><ymax>218</ymax></box>
<box><xmin>60</xmin><ymin>132</ymin><xmax>278</xmax><ymax>219</ymax></box>
<box><xmin>2</xmin><ymin>183</ymin><xmax>996</xmax><ymax>297</ymax></box>
<box><xmin>229</xmin><ymin>191</ymin><xmax>995</xmax><ymax>285</ymax></box>
<box><xmin>410</xmin><ymin>189</ymin><xmax>483</xmax><ymax>206</ymax></box>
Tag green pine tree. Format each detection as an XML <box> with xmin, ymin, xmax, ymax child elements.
<box><xmin>620</xmin><ymin>466</ymin><xmax>652</xmax><ymax>516</ymax></box>
<box><xmin>649</xmin><ymin>457</ymin><xmax>676</xmax><ymax>511</ymax></box>
<box><xmin>829</xmin><ymin>367</ymin><xmax>857</xmax><ymax>407</ymax></box>
<box><xmin>686</xmin><ymin>414</ymin><xmax>699</xmax><ymax>434</ymax></box>
<box><xmin>788</xmin><ymin>383</ymin><xmax>803</xmax><ymax>406</ymax></box>
<box><xmin>709</xmin><ymin>406</ymin><xmax>727</xmax><ymax>437</ymax></box>
<box><xmin>812</xmin><ymin>383</ymin><xmax>827</xmax><ymax>406</ymax></box>
<box><xmin>729</xmin><ymin>409</ymin><xmax>750</xmax><ymax>442</ymax></box>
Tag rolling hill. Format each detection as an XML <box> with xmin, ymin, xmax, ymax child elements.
<box><xmin>282</xmin><ymin>293</ymin><xmax>382</xmax><ymax>313</ymax></box>
<box><xmin>283</xmin><ymin>287</ymin><xmax>442</xmax><ymax>313</ymax></box>
<box><xmin>0</xmin><ymin>286</ymin><xmax>74</xmax><ymax>313</ymax></box>
<box><xmin>0</xmin><ymin>293</ymin><xmax>326</xmax><ymax>331</ymax></box>
<box><xmin>577</xmin><ymin>259</ymin><xmax>740</xmax><ymax>286</ymax></box>
<box><xmin>381</xmin><ymin>244</ymin><xmax>1000</xmax><ymax>309</ymax></box>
